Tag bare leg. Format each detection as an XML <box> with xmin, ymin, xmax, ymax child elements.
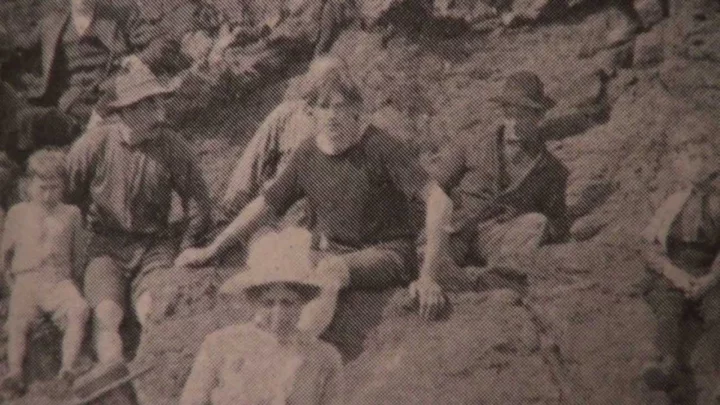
<box><xmin>6</xmin><ymin>318</ymin><xmax>30</xmax><ymax>378</ymax></box>
<box><xmin>94</xmin><ymin>300</ymin><xmax>125</xmax><ymax>364</ymax></box>
<box><xmin>60</xmin><ymin>303</ymin><xmax>90</xmax><ymax>372</ymax></box>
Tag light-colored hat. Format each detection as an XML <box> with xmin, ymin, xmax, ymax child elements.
<box><xmin>490</xmin><ymin>71</ymin><xmax>556</xmax><ymax>111</ymax></box>
<box><xmin>104</xmin><ymin>56</ymin><xmax>182</xmax><ymax>110</ymax></box>
<box><xmin>220</xmin><ymin>228</ymin><xmax>327</xmax><ymax>299</ymax></box>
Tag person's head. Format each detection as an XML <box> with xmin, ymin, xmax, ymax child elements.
<box><xmin>103</xmin><ymin>57</ymin><xmax>175</xmax><ymax>133</ymax></box>
<box><xmin>246</xmin><ymin>282</ymin><xmax>318</xmax><ymax>339</ymax></box>
<box><xmin>220</xmin><ymin>228</ymin><xmax>323</xmax><ymax>342</ymax></box>
<box><xmin>300</xmin><ymin>56</ymin><xmax>363</xmax><ymax>155</ymax></box>
<box><xmin>26</xmin><ymin>149</ymin><xmax>66</xmax><ymax>209</ymax></box>
<box><xmin>669</xmin><ymin>116</ymin><xmax>719</xmax><ymax>186</ymax></box>
<box><xmin>491</xmin><ymin>71</ymin><xmax>555</xmax><ymax>144</ymax></box>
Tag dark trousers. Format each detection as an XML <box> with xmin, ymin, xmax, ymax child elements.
<box><xmin>643</xmin><ymin>272</ymin><xmax>720</xmax><ymax>360</ymax></box>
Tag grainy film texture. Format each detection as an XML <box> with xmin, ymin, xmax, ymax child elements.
<box><xmin>0</xmin><ymin>0</ymin><xmax>719</xmax><ymax>404</ymax></box>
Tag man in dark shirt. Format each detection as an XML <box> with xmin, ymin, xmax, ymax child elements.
<box><xmin>429</xmin><ymin>71</ymin><xmax>569</xmax><ymax>267</ymax></box>
<box><xmin>66</xmin><ymin>60</ymin><xmax>210</xmax><ymax>365</ymax></box>
<box><xmin>176</xmin><ymin>56</ymin><xmax>451</xmax><ymax>328</ymax></box>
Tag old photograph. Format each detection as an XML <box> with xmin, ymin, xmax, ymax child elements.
<box><xmin>0</xmin><ymin>0</ymin><xmax>719</xmax><ymax>404</ymax></box>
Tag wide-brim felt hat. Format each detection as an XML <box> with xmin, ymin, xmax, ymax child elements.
<box><xmin>490</xmin><ymin>71</ymin><xmax>556</xmax><ymax>111</ymax></box>
<box><xmin>64</xmin><ymin>362</ymin><xmax>154</xmax><ymax>405</ymax></box>
<box><xmin>102</xmin><ymin>56</ymin><xmax>182</xmax><ymax>110</ymax></box>
<box><xmin>219</xmin><ymin>229</ymin><xmax>329</xmax><ymax>299</ymax></box>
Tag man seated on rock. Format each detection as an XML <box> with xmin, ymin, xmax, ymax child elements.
<box><xmin>428</xmin><ymin>71</ymin><xmax>569</xmax><ymax>269</ymax></box>
<box><xmin>219</xmin><ymin>57</ymin><xmax>342</xmax><ymax>223</ymax></box>
<box><xmin>65</xmin><ymin>61</ymin><xmax>211</xmax><ymax>367</ymax></box>
<box><xmin>176</xmin><ymin>56</ymin><xmax>450</xmax><ymax>330</ymax></box>
<box><xmin>640</xmin><ymin>116</ymin><xmax>720</xmax><ymax>397</ymax></box>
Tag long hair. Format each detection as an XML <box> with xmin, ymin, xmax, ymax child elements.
<box><xmin>299</xmin><ymin>56</ymin><xmax>363</xmax><ymax>108</ymax></box>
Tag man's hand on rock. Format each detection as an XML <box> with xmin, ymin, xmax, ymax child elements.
<box><xmin>409</xmin><ymin>277</ymin><xmax>446</xmax><ymax>320</ymax></box>
<box><xmin>175</xmin><ymin>247</ymin><xmax>216</xmax><ymax>268</ymax></box>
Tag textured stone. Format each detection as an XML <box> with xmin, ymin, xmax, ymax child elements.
<box><xmin>633</xmin><ymin>0</ymin><xmax>665</xmax><ymax>28</ymax></box>
<box><xmin>633</xmin><ymin>23</ymin><xmax>665</xmax><ymax>68</ymax></box>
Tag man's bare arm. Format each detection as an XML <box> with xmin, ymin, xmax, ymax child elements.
<box><xmin>175</xmin><ymin>196</ymin><xmax>277</xmax><ymax>267</ymax></box>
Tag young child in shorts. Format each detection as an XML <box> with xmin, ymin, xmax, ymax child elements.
<box><xmin>0</xmin><ymin>149</ymin><xmax>90</xmax><ymax>398</ymax></box>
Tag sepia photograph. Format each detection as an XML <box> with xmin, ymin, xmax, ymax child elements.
<box><xmin>0</xmin><ymin>0</ymin><xmax>719</xmax><ymax>404</ymax></box>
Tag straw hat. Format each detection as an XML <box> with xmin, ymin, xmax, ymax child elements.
<box><xmin>490</xmin><ymin>71</ymin><xmax>556</xmax><ymax>111</ymax></box>
<box><xmin>220</xmin><ymin>228</ymin><xmax>327</xmax><ymax>300</ymax></box>
<box><xmin>102</xmin><ymin>56</ymin><xmax>182</xmax><ymax>110</ymax></box>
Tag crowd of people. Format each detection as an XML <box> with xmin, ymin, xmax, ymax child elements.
<box><xmin>0</xmin><ymin>0</ymin><xmax>719</xmax><ymax>404</ymax></box>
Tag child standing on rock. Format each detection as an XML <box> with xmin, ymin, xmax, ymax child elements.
<box><xmin>0</xmin><ymin>150</ymin><xmax>90</xmax><ymax>399</ymax></box>
<box><xmin>180</xmin><ymin>228</ymin><xmax>343</xmax><ymax>405</ymax></box>
<box><xmin>640</xmin><ymin>116</ymin><xmax>720</xmax><ymax>397</ymax></box>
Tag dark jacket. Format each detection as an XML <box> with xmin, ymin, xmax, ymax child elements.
<box><xmin>431</xmin><ymin>124</ymin><xmax>570</xmax><ymax>241</ymax></box>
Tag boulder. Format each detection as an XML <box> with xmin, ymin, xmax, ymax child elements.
<box><xmin>633</xmin><ymin>0</ymin><xmax>665</xmax><ymax>28</ymax></box>
<box><xmin>633</xmin><ymin>23</ymin><xmax>665</xmax><ymax>68</ymax></box>
<box><xmin>594</xmin><ymin>41</ymin><xmax>635</xmax><ymax>75</ymax></box>
<box><xmin>579</xmin><ymin>6</ymin><xmax>639</xmax><ymax>58</ymax></box>
<box><xmin>433</xmin><ymin>0</ymin><xmax>498</xmax><ymax>23</ymax></box>
<box><xmin>355</xmin><ymin>0</ymin><xmax>408</xmax><ymax>26</ymax></box>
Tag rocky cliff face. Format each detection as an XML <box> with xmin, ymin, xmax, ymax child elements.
<box><xmin>2</xmin><ymin>0</ymin><xmax>720</xmax><ymax>404</ymax></box>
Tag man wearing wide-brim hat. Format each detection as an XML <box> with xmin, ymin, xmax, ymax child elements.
<box><xmin>65</xmin><ymin>57</ymin><xmax>211</xmax><ymax>367</ymax></box>
<box><xmin>427</xmin><ymin>70</ymin><xmax>569</xmax><ymax>268</ymax></box>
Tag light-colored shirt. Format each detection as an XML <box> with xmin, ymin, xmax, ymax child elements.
<box><xmin>222</xmin><ymin>100</ymin><xmax>315</xmax><ymax>212</ymax></box>
<box><xmin>1</xmin><ymin>202</ymin><xmax>81</xmax><ymax>279</ymax></box>
<box><xmin>180</xmin><ymin>323</ymin><xmax>343</xmax><ymax>405</ymax></box>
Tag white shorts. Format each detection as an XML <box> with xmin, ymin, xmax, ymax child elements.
<box><xmin>8</xmin><ymin>272</ymin><xmax>88</xmax><ymax>330</ymax></box>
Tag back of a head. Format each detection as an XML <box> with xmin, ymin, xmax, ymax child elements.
<box><xmin>299</xmin><ymin>56</ymin><xmax>362</xmax><ymax>107</ymax></box>
<box><xmin>27</xmin><ymin>149</ymin><xmax>67</xmax><ymax>182</ymax></box>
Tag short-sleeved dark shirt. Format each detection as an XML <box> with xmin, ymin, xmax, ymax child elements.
<box><xmin>429</xmin><ymin>125</ymin><xmax>569</xmax><ymax>239</ymax></box>
<box><xmin>263</xmin><ymin>126</ymin><xmax>429</xmax><ymax>247</ymax></box>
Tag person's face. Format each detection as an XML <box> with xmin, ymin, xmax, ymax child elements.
<box><xmin>120</xmin><ymin>95</ymin><xmax>167</xmax><ymax>133</ymax></box>
<box><xmin>28</xmin><ymin>177</ymin><xmax>64</xmax><ymax>208</ymax></box>
<box><xmin>252</xmin><ymin>284</ymin><xmax>305</xmax><ymax>341</ymax></box>
<box><xmin>312</xmin><ymin>93</ymin><xmax>362</xmax><ymax>156</ymax></box>
<box><xmin>501</xmin><ymin>104</ymin><xmax>545</xmax><ymax>144</ymax></box>
<box><xmin>673</xmin><ymin>143</ymin><xmax>714</xmax><ymax>186</ymax></box>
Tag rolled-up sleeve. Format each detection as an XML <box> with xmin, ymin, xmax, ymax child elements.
<box><xmin>222</xmin><ymin>102</ymin><xmax>296</xmax><ymax>213</ymax></box>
